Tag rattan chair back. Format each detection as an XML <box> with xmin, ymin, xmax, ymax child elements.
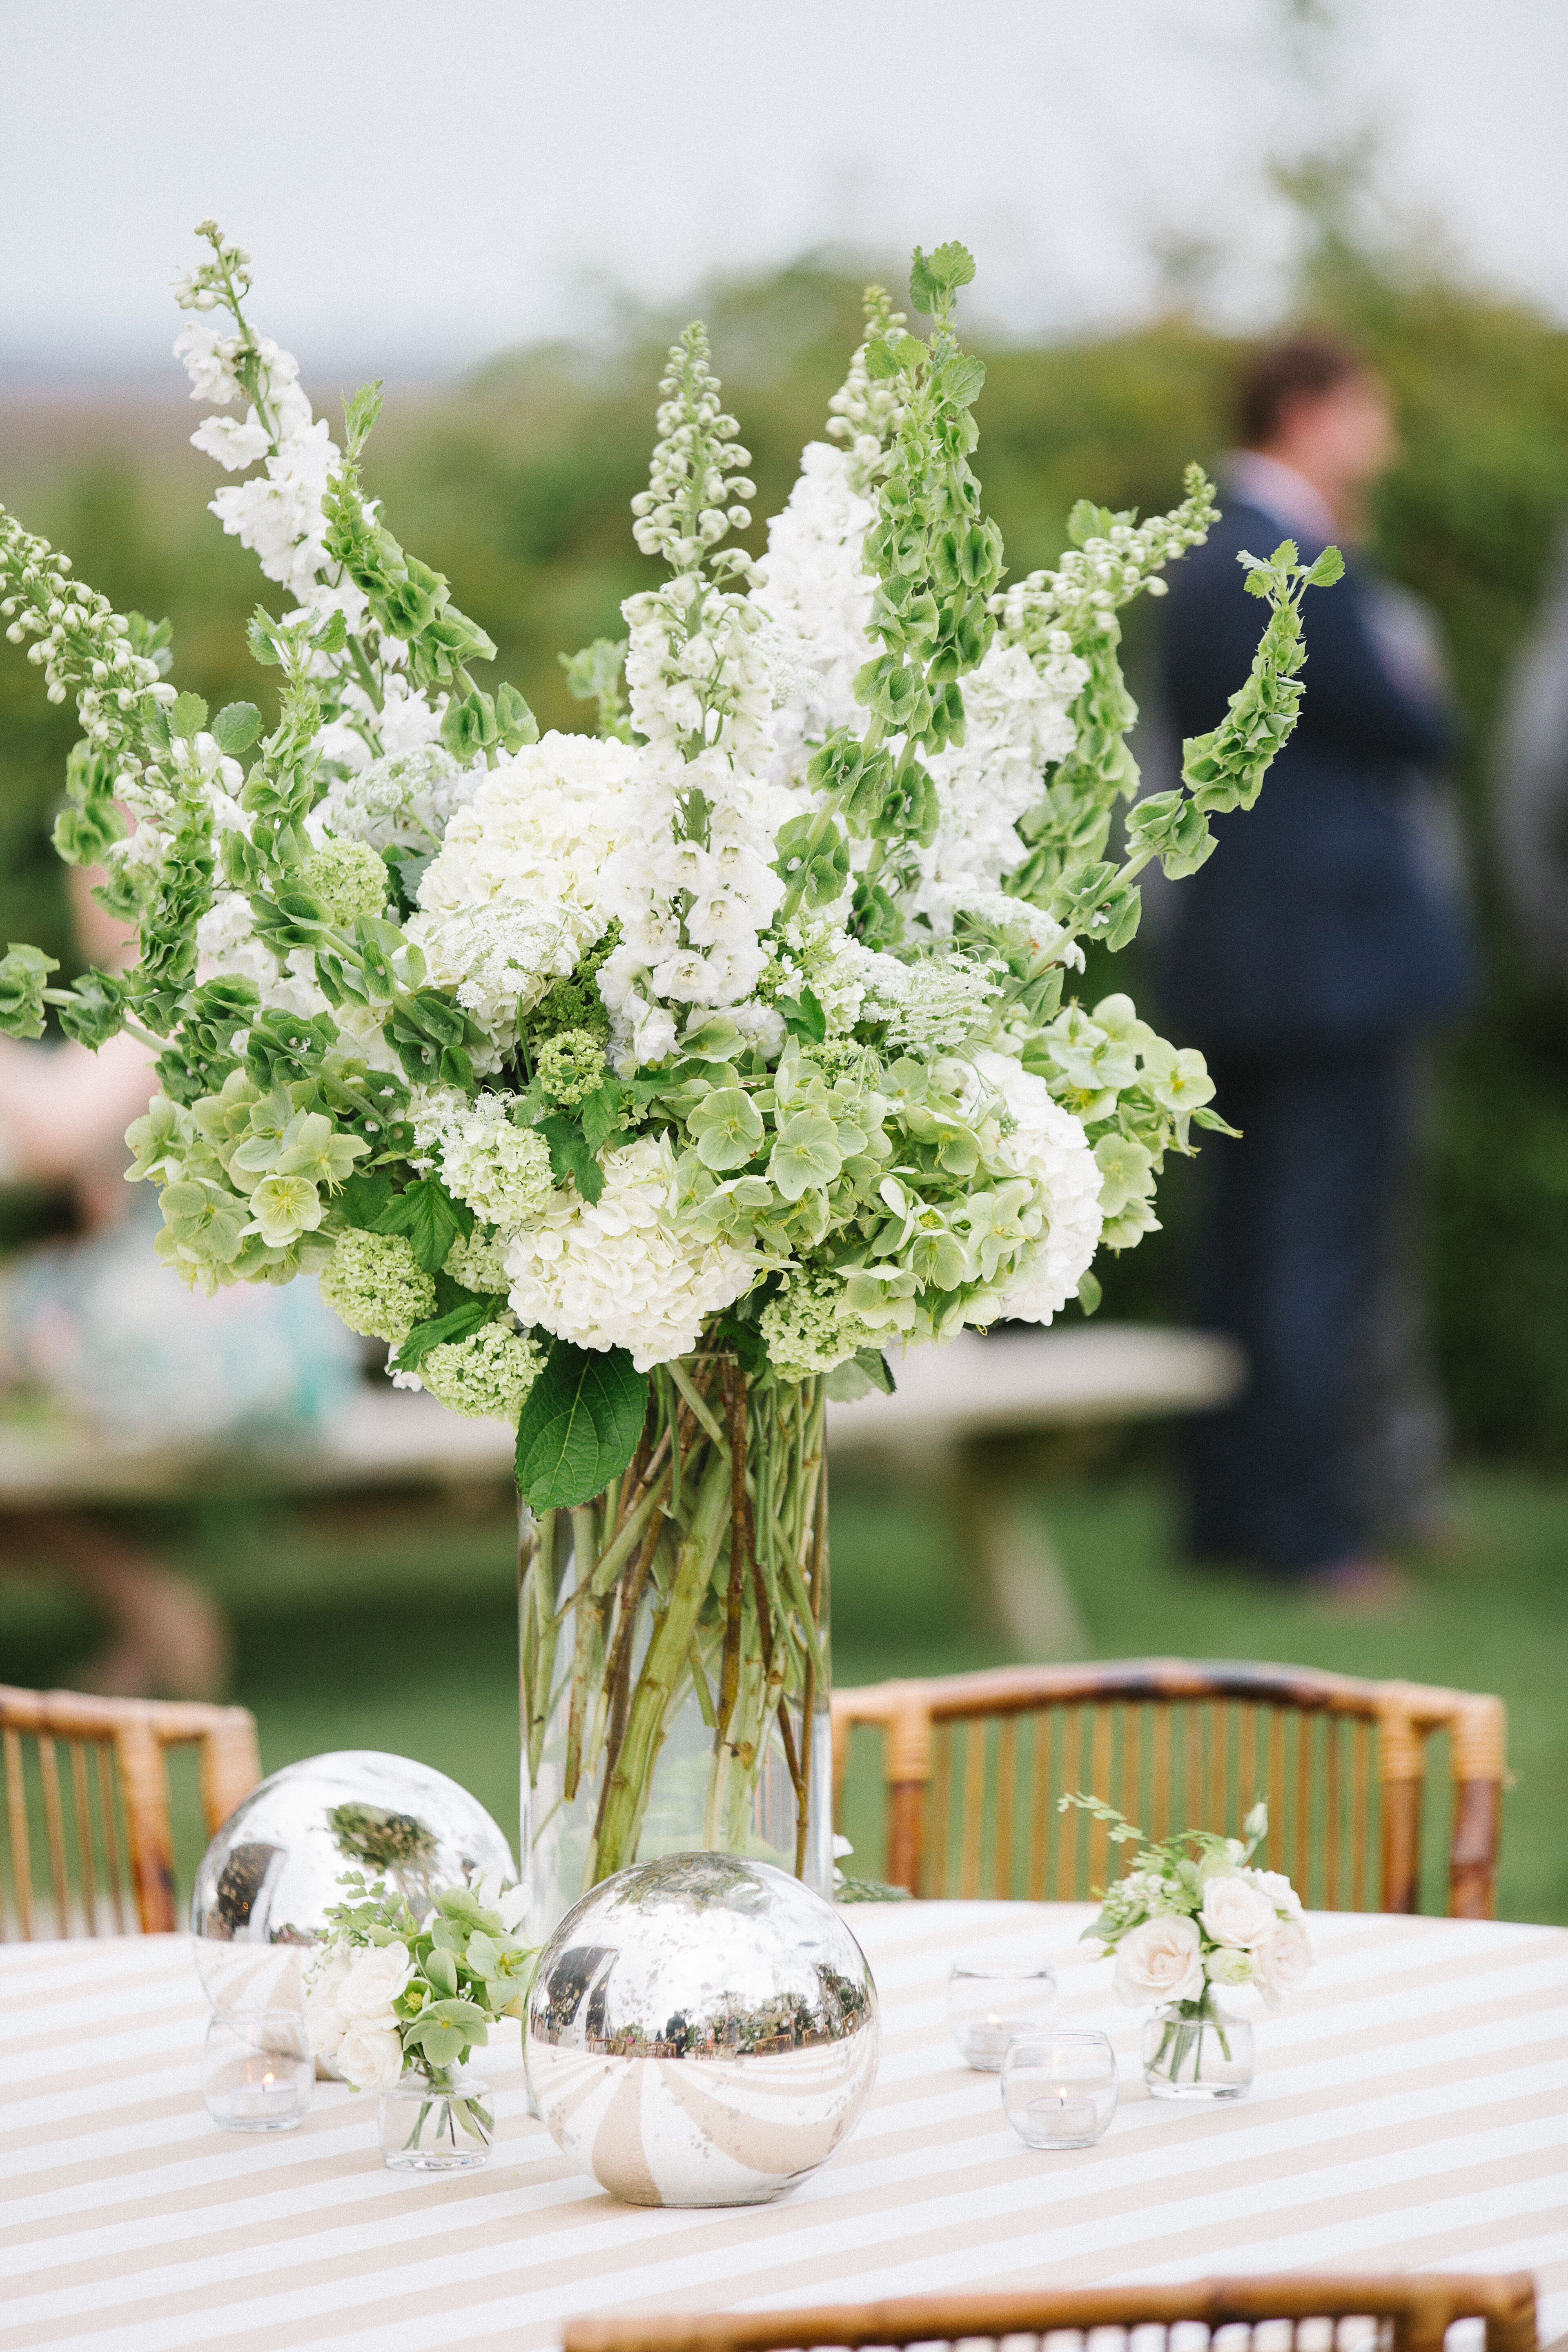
<box><xmin>0</xmin><ymin>1682</ymin><xmax>259</xmax><ymax>1937</ymax></box>
<box><xmin>564</xmin><ymin>2271</ymin><xmax>1538</xmax><ymax>2352</ymax></box>
<box><xmin>831</xmin><ymin>1658</ymin><xmax>1505</xmax><ymax>1915</ymax></box>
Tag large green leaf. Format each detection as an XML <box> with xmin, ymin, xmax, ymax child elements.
<box><xmin>514</xmin><ymin>1341</ymin><xmax>648</xmax><ymax>1511</ymax></box>
<box><xmin>393</xmin><ymin>1292</ymin><xmax>497</xmax><ymax>1371</ymax></box>
<box><xmin>375</xmin><ymin>1172</ymin><xmax>472</xmax><ymax>1272</ymax></box>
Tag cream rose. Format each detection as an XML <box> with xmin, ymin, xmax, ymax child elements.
<box><xmin>337</xmin><ymin>1940</ymin><xmax>414</xmax><ymax>2020</ymax></box>
<box><xmin>1242</xmin><ymin>1866</ymin><xmax>1305</xmax><ymax>1920</ymax></box>
<box><xmin>302</xmin><ymin>1949</ymin><xmax>351</xmax><ymax>2059</ymax></box>
<box><xmin>1255</xmin><ymin>1918</ymin><xmax>1314</xmax><ymax>2009</ymax></box>
<box><xmin>1112</xmin><ymin>1912</ymin><xmax>1205</xmax><ymax>2006</ymax></box>
<box><xmin>1198</xmin><ymin>1874</ymin><xmax>1278</xmax><ymax>1951</ymax></box>
<box><xmin>336</xmin><ymin>2019</ymin><xmax>405</xmax><ymax>2091</ymax></box>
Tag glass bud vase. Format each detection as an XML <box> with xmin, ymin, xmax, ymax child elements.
<box><xmin>378</xmin><ymin>2069</ymin><xmax>493</xmax><ymax>2171</ymax></box>
<box><xmin>519</xmin><ymin>1357</ymin><xmax>833</xmax><ymax>1942</ymax></box>
<box><xmin>1142</xmin><ymin>1992</ymin><xmax>1253</xmax><ymax>2100</ymax></box>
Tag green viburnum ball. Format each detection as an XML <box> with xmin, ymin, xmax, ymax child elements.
<box><xmin>444</xmin><ymin>1225</ymin><xmax>512</xmax><ymax>1295</ymax></box>
<box><xmin>419</xmin><ymin>1324</ymin><xmax>544</xmax><ymax>1420</ymax></box>
<box><xmin>300</xmin><ymin>839</ymin><xmax>390</xmax><ymax>924</ymax></box>
<box><xmin>319</xmin><ymin>1228</ymin><xmax>437</xmax><ymax>1343</ymax></box>
<box><xmin>534</xmin><ymin>1027</ymin><xmax>606</xmax><ymax>1107</ymax></box>
<box><xmin>759</xmin><ymin>1268</ymin><xmax>880</xmax><ymax>1383</ymax></box>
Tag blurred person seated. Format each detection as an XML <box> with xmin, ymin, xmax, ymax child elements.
<box><xmin>1155</xmin><ymin>334</ymin><xmax>1473</xmax><ymax>1602</ymax></box>
<box><xmin>1494</xmin><ymin>523</ymin><xmax>1568</xmax><ymax>981</ymax></box>
<box><xmin>0</xmin><ymin>869</ymin><xmax>359</xmax><ymax>1695</ymax></box>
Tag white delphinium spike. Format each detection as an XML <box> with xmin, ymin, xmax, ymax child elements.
<box><xmin>599</xmin><ymin>325</ymin><xmax>788</xmax><ymax>1063</ymax></box>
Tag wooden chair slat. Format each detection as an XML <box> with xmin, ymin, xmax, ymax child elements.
<box><xmin>0</xmin><ymin>1686</ymin><xmax>260</xmax><ymax>1938</ymax></box>
<box><xmin>833</xmin><ymin>1659</ymin><xmax>1507</xmax><ymax>1919</ymax></box>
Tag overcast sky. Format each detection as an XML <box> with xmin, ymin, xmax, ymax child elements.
<box><xmin>4</xmin><ymin>0</ymin><xmax>1566</xmax><ymax>381</ymax></box>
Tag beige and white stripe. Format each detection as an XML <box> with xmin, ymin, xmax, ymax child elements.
<box><xmin>2</xmin><ymin>1905</ymin><xmax>1565</xmax><ymax>2352</ymax></box>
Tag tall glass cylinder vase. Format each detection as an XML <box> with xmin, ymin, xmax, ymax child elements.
<box><xmin>518</xmin><ymin>1357</ymin><xmax>833</xmax><ymax>1941</ymax></box>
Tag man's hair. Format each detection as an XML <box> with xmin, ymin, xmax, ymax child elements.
<box><xmin>1236</xmin><ymin>332</ymin><xmax>1370</xmax><ymax>448</ymax></box>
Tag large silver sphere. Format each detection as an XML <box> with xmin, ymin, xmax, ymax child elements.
<box><xmin>190</xmin><ymin>1751</ymin><xmax>514</xmax><ymax>2019</ymax></box>
<box><xmin>525</xmin><ymin>1853</ymin><xmax>879</xmax><ymax>2208</ymax></box>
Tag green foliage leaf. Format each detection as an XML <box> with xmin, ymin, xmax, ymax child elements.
<box><xmin>494</xmin><ymin>679</ymin><xmax>539</xmax><ymax>752</ymax></box>
<box><xmin>777</xmin><ymin>986</ymin><xmax>827</xmax><ymax>1045</ymax></box>
<box><xmin>578</xmin><ymin>1077</ymin><xmax>625</xmax><ymax>1158</ymax></box>
<box><xmin>514</xmin><ymin>1341</ymin><xmax>649</xmax><ymax>1511</ymax></box>
<box><xmin>393</xmin><ymin>1292</ymin><xmax>497</xmax><ymax>1371</ymax></box>
<box><xmin>1077</xmin><ymin>1269</ymin><xmax>1103</xmax><ymax>1316</ymax></box>
<box><xmin>213</xmin><ymin>701</ymin><xmax>263</xmax><ymax>755</ymax></box>
<box><xmin>375</xmin><ymin>1173</ymin><xmax>473</xmax><ymax>1272</ymax></box>
<box><xmin>343</xmin><ymin>379</ymin><xmax>385</xmax><ymax>458</ymax></box>
<box><xmin>169</xmin><ymin>690</ymin><xmax>209</xmax><ymax>740</ymax></box>
<box><xmin>539</xmin><ymin>1110</ymin><xmax>605</xmax><ymax>1204</ymax></box>
<box><xmin>330</xmin><ymin>1168</ymin><xmax>397</xmax><ymax>1230</ymax></box>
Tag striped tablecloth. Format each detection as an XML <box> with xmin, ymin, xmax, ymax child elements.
<box><xmin>4</xmin><ymin>1903</ymin><xmax>1566</xmax><ymax>2352</ymax></box>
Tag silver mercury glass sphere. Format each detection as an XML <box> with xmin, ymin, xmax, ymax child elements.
<box><xmin>525</xmin><ymin>1852</ymin><xmax>880</xmax><ymax>2208</ymax></box>
<box><xmin>190</xmin><ymin>1750</ymin><xmax>514</xmax><ymax>2024</ymax></box>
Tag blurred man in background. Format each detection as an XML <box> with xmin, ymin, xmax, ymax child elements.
<box><xmin>1156</xmin><ymin>334</ymin><xmax>1473</xmax><ymax>1601</ymax></box>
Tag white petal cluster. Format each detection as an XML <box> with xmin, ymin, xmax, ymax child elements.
<box><xmin>858</xmin><ymin>948</ymin><xmax>1001</xmax><ymax>1056</ymax></box>
<box><xmin>313</xmin><ymin>743</ymin><xmax>477</xmax><ymax>858</ymax></box>
<box><xmin>411</xmin><ymin>1089</ymin><xmax>555</xmax><ymax>1225</ymax></box>
<box><xmin>909</xmin><ymin>635</ymin><xmax>1088</xmax><ymax>933</ymax></box>
<box><xmin>407</xmin><ymin>731</ymin><xmax>633</xmax><ymax>1051</ymax></box>
<box><xmin>969</xmin><ymin>1049</ymin><xmax>1104</xmax><ymax>1323</ymax></box>
<box><xmin>753</xmin><ymin>442</ymin><xmax>879</xmax><ymax>788</ymax></box>
<box><xmin>504</xmin><ymin>1134</ymin><xmax>758</xmax><ymax>1372</ymax></box>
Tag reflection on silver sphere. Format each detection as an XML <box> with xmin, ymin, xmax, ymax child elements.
<box><xmin>525</xmin><ymin>1853</ymin><xmax>879</xmax><ymax>2208</ymax></box>
<box><xmin>190</xmin><ymin>1751</ymin><xmax>514</xmax><ymax>2026</ymax></box>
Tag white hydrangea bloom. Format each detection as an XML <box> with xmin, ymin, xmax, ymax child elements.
<box><xmin>313</xmin><ymin>743</ymin><xmax>476</xmax><ymax>858</ymax></box>
<box><xmin>969</xmin><ymin>1049</ymin><xmax>1104</xmax><ymax>1323</ymax></box>
<box><xmin>414</xmin><ymin>730</ymin><xmax>630</xmax><ymax>957</ymax></box>
<box><xmin>505</xmin><ymin>1134</ymin><xmax>758</xmax><ymax>1372</ymax></box>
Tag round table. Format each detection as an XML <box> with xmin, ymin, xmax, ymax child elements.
<box><xmin>3</xmin><ymin>1903</ymin><xmax>1565</xmax><ymax>2352</ymax></box>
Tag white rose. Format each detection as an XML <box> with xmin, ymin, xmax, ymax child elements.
<box><xmin>336</xmin><ymin>2019</ymin><xmax>405</xmax><ymax>2091</ymax></box>
<box><xmin>1204</xmin><ymin>1942</ymin><xmax>1258</xmax><ymax>1987</ymax></box>
<box><xmin>1242</xmin><ymin>1866</ymin><xmax>1304</xmax><ymax>1920</ymax></box>
<box><xmin>1255</xmin><ymin>1918</ymin><xmax>1314</xmax><ymax>2010</ymax></box>
<box><xmin>1112</xmin><ymin>1912</ymin><xmax>1205</xmax><ymax>2006</ymax></box>
<box><xmin>1198</xmin><ymin>1874</ymin><xmax>1278</xmax><ymax>1951</ymax></box>
<box><xmin>337</xmin><ymin>1940</ymin><xmax>414</xmax><ymax>2020</ymax></box>
<box><xmin>302</xmin><ymin>1948</ymin><xmax>352</xmax><ymax>2058</ymax></box>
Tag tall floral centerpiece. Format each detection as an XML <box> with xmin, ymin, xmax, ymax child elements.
<box><xmin>0</xmin><ymin>227</ymin><xmax>1339</xmax><ymax>1935</ymax></box>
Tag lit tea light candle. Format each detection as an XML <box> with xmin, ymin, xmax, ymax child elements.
<box><xmin>1025</xmin><ymin>2088</ymin><xmax>1097</xmax><ymax>2144</ymax></box>
<box><xmin>202</xmin><ymin>2018</ymin><xmax>314</xmax><ymax>2134</ymax></box>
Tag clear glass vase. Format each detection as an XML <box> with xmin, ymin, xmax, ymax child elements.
<box><xmin>519</xmin><ymin>1359</ymin><xmax>833</xmax><ymax>1942</ymax></box>
<box><xmin>378</xmin><ymin>2069</ymin><xmax>493</xmax><ymax>2171</ymax></box>
<box><xmin>1142</xmin><ymin>1991</ymin><xmax>1253</xmax><ymax>2100</ymax></box>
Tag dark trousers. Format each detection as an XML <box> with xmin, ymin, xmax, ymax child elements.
<box><xmin>1187</xmin><ymin>1045</ymin><xmax>1414</xmax><ymax>1575</ymax></box>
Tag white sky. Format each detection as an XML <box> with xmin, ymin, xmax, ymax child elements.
<box><xmin>3</xmin><ymin>0</ymin><xmax>1566</xmax><ymax>378</ymax></box>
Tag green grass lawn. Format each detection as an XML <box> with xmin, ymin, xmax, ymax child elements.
<box><xmin>2</xmin><ymin>1462</ymin><xmax>1563</xmax><ymax>1923</ymax></box>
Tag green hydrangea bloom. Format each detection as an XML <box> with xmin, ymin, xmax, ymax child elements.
<box><xmin>760</xmin><ymin>1268</ymin><xmax>880</xmax><ymax>1383</ymax></box>
<box><xmin>319</xmin><ymin>1228</ymin><xmax>437</xmax><ymax>1343</ymax></box>
<box><xmin>444</xmin><ymin>1225</ymin><xmax>511</xmax><ymax>1295</ymax></box>
<box><xmin>300</xmin><ymin>839</ymin><xmax>390</xmax><ymax>924</ymax></box>
<box><xmin>419</xmin><ymin>1324</ymin><xmax>544</xmax><ymax>1420</ymax></box>
<box><xmin>534</xmin><ymin>1027</ymin><xmax>607</xmax><ymax>1107</ymax></box>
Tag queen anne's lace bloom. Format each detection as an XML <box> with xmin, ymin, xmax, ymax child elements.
<box><xmin>313</xmin><ymin>744</ymin><xmax>476</xmax><ymax>856</ymax></box>
<box><xmin>504</xmin><ymin>1134</ymin><xmax>758</xmax><ymax>1371</ymax></box>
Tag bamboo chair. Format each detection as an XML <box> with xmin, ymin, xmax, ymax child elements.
<box><xmin>831</xmin><ymin>1659</ymin><xmax>1506</xmax><ymax>1915</ymax></box>
<box><xmin>0</xmin><ymin>1683</ymin><xmax>259</xmax><ymax>1938</ymax></box>
<box><xmin>564</xmin><ymin>2272</ymin><xmax>1538</xmax><ymax>2352</ymax></box>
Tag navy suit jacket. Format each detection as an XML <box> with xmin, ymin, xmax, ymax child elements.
<box><xmin>1155</xmin><ymin>498</ymin><xmax>1473</xmax><ymax>1057</ymax></box>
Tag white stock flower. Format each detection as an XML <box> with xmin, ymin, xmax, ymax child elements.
<box><xmin>1112</xmin><ymin>1912</ymin><xmax>1205</xmax><ymax>2007</ymax></box>
<box><xmin>505</xmin><ymin>1133</ymin><xmax>758</xmax><ymax>1372</ymax></box>
<box><xmin>969</xmin><ymin>1050</ymin><xmax>1104</xmax><ymax>1323</ymax></box>
<box><xmin>191</xmin><ymin>410</ymin><xmax>273</xmax><ymax>472</ymax></box>
<box><xmin>337</xmin><ymin>1939</ymin><xmax>414</xmax><ymax>2019</ymax></box>
<box><xmin>335</xmin><ymin>2019</ymin><xmax>405</xmax><ymax>2092</ymax></box>
<box><xmin>1198</xmin><ymin>1874</ymin><xmax>1279</xmax><ymax>1951</ymax></box>
<box><xmin>1254</xmin><ymin>1918</ymin><xmax>1314</xmax><ymax>2010</ymax></box>
<box><xmin>753</xmin><ymin>441</ymin><xmax>879</xmax><ymax>786</ymax></box>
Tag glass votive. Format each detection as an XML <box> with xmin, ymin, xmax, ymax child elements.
<box><xmin>946</xmin><ymin>1953</ymin><xmax>1058</xmax><ymax>2070</ymax></box>
<box><xmin>202</xmin><ymin>2009</ymin><xmax>314</xmax><ymax>2132</ymax></box>
<box><xmin>379</xmin><ymin>2071</ymin><xmax>493</xmax><ymax>2172</ymax></box>
<box><xmin>1001</xmin><ymin>2029</ymin><xmax>1118</xmax><ymax>2149</ymax></box>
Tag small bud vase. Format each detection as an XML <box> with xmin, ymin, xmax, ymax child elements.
<box><xmin>1141</xmin><ymin>1991</ymin><xmax>1253</xmax><ymax>2100</ymax></box>
<box><xmin>378</xmin><ymin>2069</ymin><xmax>493</xmax><ymax>2171</ymax></box>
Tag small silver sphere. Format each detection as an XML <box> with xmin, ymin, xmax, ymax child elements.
<box><xmin>525</xmin><ymin>1853</ymin><xmax>879</xmax><ymax>2208</ymax></box>
<box><xmin>190</xmin><ymin>1751</ymin><xmax>514</xmax><ymax>2020</ymax></box>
